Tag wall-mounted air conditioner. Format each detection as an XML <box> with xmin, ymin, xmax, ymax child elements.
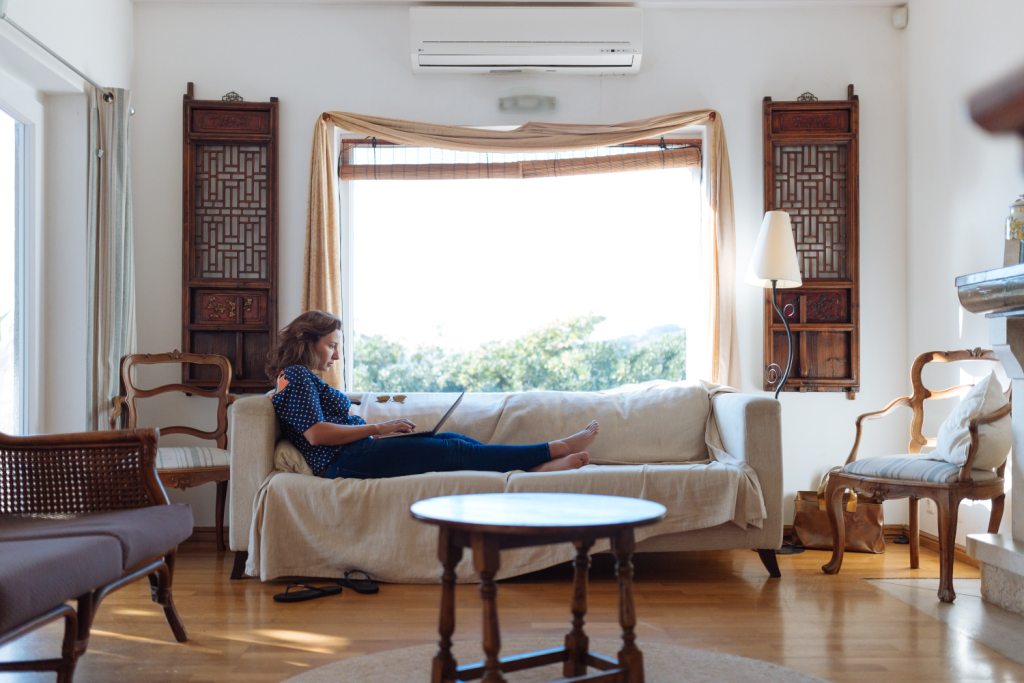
<box><xmin>410</xmin><ymin>7</ymin><xmax>643</xmax><ymax>75</ymax></box>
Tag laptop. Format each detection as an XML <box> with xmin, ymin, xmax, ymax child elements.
<box><xmin>377</xmin><ymin>392</ymin><xmax>466</xmax><ymax>439</ymax></box>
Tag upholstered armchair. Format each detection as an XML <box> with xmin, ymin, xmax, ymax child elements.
<box><xmin>821</xmin><ymin>349</ymin><xmax>1011</xmax><ymax>603</ymax></box>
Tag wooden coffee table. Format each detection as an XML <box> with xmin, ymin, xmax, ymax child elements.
<box><xmin>410</xmin><ymin>492</ymin><xmax>667</xmax><ymax>683</ymax></box>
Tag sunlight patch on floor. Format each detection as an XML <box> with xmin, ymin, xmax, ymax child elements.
<box><xmin>109</xmin><ymin>608</ymin><xmax>158</xmax><ymax>617</ymax></box>
<box><xmin>90</xmin><ymin>629</ymin><xmax>221</xmax><ymax>654</ymax></box>
<box><xmin>230</xmin><ymin>629</ymin><xmax>353</xmax><ymax>654</ymax></box>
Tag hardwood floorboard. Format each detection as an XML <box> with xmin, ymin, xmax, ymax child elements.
<box><xmin>1</xmin><ymin>542</ymin><xmax>1023</xmax><ymax>681</ymax></box>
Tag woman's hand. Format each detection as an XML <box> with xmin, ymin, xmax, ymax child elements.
<box><xmin>375</xmin><ymin>418</ymin><xmax>417</xmax><ymax>436</ymax></box>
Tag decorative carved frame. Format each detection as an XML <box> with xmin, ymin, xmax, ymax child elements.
<box><xmin>182</xmin><ymin>82</ymin><xmax>278</xmax><ymax>393</ymax></box>
<box><xmin>762</xmin><ymin>85</ymin><xmax>860</xmax><ymax>395</ymax></box>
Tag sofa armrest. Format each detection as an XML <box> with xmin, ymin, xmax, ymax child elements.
<box><xmin>228</xmin><ymin>395</ymin><xmax>279</xmax><ymax>552</ymax></box>
<box><xmin>711</xmin><ymin>393</ymin><xmax>783</xmax><ymax>533</ymax></box>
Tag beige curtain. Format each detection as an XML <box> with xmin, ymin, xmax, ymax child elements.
<box><xmin>86</xmin><ymin>85</ymin><xmax>137</xmax><ymax>429</ymax></box>
<box><xmin>304</xmin><ymin>110</ymin><xmax>739</xmax><ymax>388</ymax></box>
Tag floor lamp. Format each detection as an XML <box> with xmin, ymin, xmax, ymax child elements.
<box><xmin>748</xmin><ymin>211</ymin><xmax>803</xmax><ymax>399</ymax></box>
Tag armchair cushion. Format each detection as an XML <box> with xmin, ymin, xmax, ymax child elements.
<box><xmin>156</xmin><ymin>446</ymin><xmax>230</xmax><ymax>470</ymax></box>
<box><xmin>843</xmin><ymin>454</ymin><xmax>1000</xmax><ymax>484</ymax></box>
<box><xmin>932</xmin><ymin>372</ymin><xmax>1011</xmax><ymax>471</ymax></box>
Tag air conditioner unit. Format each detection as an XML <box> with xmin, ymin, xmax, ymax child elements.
<box><xmin>410</xmin><ymin>7</ymin><xmax>643</xmax><ymax>75</ymax></box>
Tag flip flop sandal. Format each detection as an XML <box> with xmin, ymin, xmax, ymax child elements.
<box><xmin>273</xmin><ymin>582</ymin><xmax>343</xmax><ymax>603</ymax></box>
<box><xmin>342</xmin><ymin>569</ymin><xmax>379</xmax><ymax>594</ymax></box>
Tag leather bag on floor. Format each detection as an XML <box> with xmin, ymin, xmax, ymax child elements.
<box><xmin>793</xmin><ymin>469</ymin><xmax>885</xmax><ymax>554</ymax></box>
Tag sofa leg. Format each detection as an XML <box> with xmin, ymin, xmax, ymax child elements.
<box><xmin>230</xmin><ymin>551</ymin><xmax>249</xmax><ymax>580</ymax></box>
<box><xmin>756</xmin><ymin>549</ymin><xmax>782</xmax><ymax>578</ymax></box>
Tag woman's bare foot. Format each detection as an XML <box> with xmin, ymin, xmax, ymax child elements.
<box><xmin>531</xmin><ymin>451</ymin><xmax>590</xmax><ymax>473</ymax></box>
<box><xmin>549</xmin><ymin>420</ymin><xmax>600</xmax><ymax>458</ymax></box>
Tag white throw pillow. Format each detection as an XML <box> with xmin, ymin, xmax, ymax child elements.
<box><xmin>932</xmin><ymin>371</ymin><xmax>1011</xmax><ymax>471</ymax></box>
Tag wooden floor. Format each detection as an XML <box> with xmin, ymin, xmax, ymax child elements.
<box><xmin>3</xmin><ymin>541</ymin><xmax>1023</xmax><ymax>682</ymax></box>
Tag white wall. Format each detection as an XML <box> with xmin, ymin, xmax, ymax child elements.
<box><xmin>4</xmin><ymin>0</ymin><xmax>132</xmax><ymax>88</ymax></box>
<box><xmin>906</xmin><ymin>0</ymin><xmax>1024</xmax><ymax>543</ymax></box>
<box><xmin>131</xmin><ymin>2</ymin><xmax>908</xmax><ymax>525</ymax></box>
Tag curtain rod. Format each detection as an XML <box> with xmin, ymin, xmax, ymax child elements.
<box><xmin>0</xmin><ymin>11</ymin><xmax>113</xmax><ymax>100</ymax></box>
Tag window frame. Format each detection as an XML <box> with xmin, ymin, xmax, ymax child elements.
<box><xmin>336</xmin><ymin>135</ymin><xmax>705</xmax><ymax>392</ymax></box>
<box><xmin>0</xmin><ymin>75</ymin><xmax>42</xmax><ymax>434</ymax></box>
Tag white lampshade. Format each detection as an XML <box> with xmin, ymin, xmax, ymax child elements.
<box><xmin>747</xmin><ymin>211</ymin><xmax>803</xmax><ymax>289</ymax></box>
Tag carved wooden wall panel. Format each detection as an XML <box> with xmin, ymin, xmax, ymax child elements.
<box><xmin>183</xmin><ymin>83</ymin><xmax>278</xmax><ymax>393</ymax></box>
<box><xmin>763</xmin><ymin>86</ymin><xmax>859</xmax><ymax>395</ymax></box>
<box><xmin>194</xmin><ymin>145</ymin><xmax>270</xmax><ymax>279</ymax></box>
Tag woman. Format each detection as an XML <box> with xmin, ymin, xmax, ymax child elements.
<box><xmin>267</xmin><ymin>310</ymin><xmax>599</xmax><ymax>479</ymax></box>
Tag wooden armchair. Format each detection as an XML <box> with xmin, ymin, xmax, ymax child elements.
<box><xmin>112</xmin><ymin>351</ymin><xmax>234</xmax><ymax>550</ymax></box>
<box><xmin>821</xmin><ymin>349</ymin><xmax>1010</xmax><ymax>602</ymax></box>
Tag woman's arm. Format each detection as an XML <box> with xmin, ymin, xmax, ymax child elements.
<box><xmin>304</xmin><ymin>418</ymin><xmax>417</xmax><ymax>446</ymax></box>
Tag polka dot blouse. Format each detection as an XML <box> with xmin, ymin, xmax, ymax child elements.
<box><xmin>271</xmin><ymin>364</ymin><xmax>367</xmax><ymax>475</ymax></box>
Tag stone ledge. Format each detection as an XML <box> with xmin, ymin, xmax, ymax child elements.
<box><xmin>967</xmin><ymin>533</ymin><xmax>1024</xmax><ymax>575</ymax></box>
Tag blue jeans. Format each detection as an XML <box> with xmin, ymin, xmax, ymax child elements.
<box><xmin>321</xmin><ymin>432</ymin><xmax>552</xmax><ymax>479</ymax></box>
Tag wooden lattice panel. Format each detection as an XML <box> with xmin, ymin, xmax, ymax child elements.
<box><xmin>194</xmin><ymin>145</ymin><xmax>269</xmax><ymax>279</ymax></box>
<box><xmin>763</xmin><ymin>86</ymin><xmax>859</xmax><ymax>395</ymax></box>
<box><xmin>773</xmin><ymin>144</ymin><xmax>849</xmax><ymax>280</ymax></box>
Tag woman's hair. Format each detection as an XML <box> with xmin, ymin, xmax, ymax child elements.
<box><xmin>266</xmin><ymin>310</ymin><xmax>342</xmax><ymax>379</ymax></box>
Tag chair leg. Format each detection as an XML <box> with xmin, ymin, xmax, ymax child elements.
<box><xmin>57</xmin><ymin>605</ymin><xmax>80</xmax><ymax>683</ymax></box>
<box><xmin>75</xmin><ymin>592</ymin><xmax>96</xmax><ymax>655</ymax></box>
<box><xmin>908</xmin><ymin>497</ymin><xmax>920</xmax><ymax>569</ymax></box>
<box><xmin>934</xmin><ymin>493</ymin><xmax>960</xmax><ymax>603</ymax></box>
<box><xmin>149</xmin><ymin>551</ymin><xmax>189</xmax><ymax>642</ymax></box>
<box><xmin>989</xmin><ymin>494</ymin><xmax>1006</xmax><ymax>534</ymax></box>
<box><xmin>215</xmin><ymin>480</ymin><xmax>228</xmax><ymax>551</ymax></box>
<box><xmin>821</xmin><ymin>476</ymin><xmax>848</xmax><ymax>575</ymax></box>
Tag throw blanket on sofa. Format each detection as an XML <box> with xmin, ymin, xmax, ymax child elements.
<box><xmin>245</xmin><ymin>381</ymin><xmax>767</xmax><ymax>583</ymax></box>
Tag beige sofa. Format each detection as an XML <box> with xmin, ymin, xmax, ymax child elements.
<box><xmin>228</xmin><ymin>381</ymin><xmax>783</xmax><ymax>583</ymax></box>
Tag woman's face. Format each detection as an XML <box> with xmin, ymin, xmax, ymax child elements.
<box><xmin>311</xmin><ymin>329</ymin><xmax>341</xmax><ymax>372</ymax></box>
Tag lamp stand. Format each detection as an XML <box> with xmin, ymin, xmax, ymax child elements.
<box><xmin>770</xmin><ymin>279</ymin><xmax>795</xmax><ymax>399</ymax></box>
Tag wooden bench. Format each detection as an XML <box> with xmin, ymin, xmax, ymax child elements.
<box><xmin>0</xmin><ymin>428</ymin><xmax>193</xmax><ymax>682</ymax></box>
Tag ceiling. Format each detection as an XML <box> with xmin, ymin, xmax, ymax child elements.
<box><xmin>130</xmin><ymin>0</ymin><xmax>905</xmax><ymax>8</ymax></box>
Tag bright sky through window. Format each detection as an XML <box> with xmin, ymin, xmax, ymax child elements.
<box><xmin>0</xmin><ymin>108</ymin><xmax>21</xmax><ymax>433</ymax></box>
<box><xmin>350</xmin><ymin>168</ymin><xmax>700</xmax><ymax>356</ymax></box>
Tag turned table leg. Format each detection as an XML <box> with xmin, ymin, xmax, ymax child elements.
<box><xmin>471</xmin><ymin>533</ymin><xmax>505</xmax><ymax>683</ymax></box>
<box><xmin>432</xmin><ymin>527</ymin><xmax>463</xmax><ymax>683</ymax></box>
<box><xmin>612</xmin><ymin>528</ymin><xmax>644</xmax><ymax>683</ymax></box>
<box><xmin>564</xmin><ymin>538</ymin><xmax>594</xmax><ymax>677</ymax></box>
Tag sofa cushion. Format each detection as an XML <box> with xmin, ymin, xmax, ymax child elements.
<box><xmin>0</xmin><ymin>536</ymin><xmax>123</xmax><ymax>633</ymax></box>
<box><xmin>0</xmin><ymin>505</ymin><xmax>194</xmax><ymax>569</ymax></box>
<box><xmin>491</xmin><ymin>382</ymin><xmax>712</xmax><ymax>464</ymax></box>
<box><xmin>276</xmin><ymin>440</ymin><xmax>313</xmax><ymax>475</ymax></box>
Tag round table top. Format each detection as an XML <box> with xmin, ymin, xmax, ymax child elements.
<box><xmin>410</xmin><ymin>493</ymin><xmax>666</xmax><ymax>534</ymax></box>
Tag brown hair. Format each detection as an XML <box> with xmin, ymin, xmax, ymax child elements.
<box><xmin>265</xmin><ymin>310</ymin><xmax>342</xmax><ymax>379</ymax></box>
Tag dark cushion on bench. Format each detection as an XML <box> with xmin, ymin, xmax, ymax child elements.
<box><xmin>0</xmin><ymin>505</ymin><xmax>193</xmax><ymax>570</ymax></box>
<box><xmin>0</xmin><ymin>536</ymin><xmax>124</xmax><ymax>634</ymax></box>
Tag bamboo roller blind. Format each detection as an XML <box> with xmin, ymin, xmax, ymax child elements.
<box><xmin>340</xmin><ymin>138</ymin><xmax>701</xmax><ymax>181</ymax></box>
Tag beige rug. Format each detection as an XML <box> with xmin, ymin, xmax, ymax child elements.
<box><xmin>284</xmin><ymin>638</ymin><xmax>826</xmax><ymax>682</ymax></box>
